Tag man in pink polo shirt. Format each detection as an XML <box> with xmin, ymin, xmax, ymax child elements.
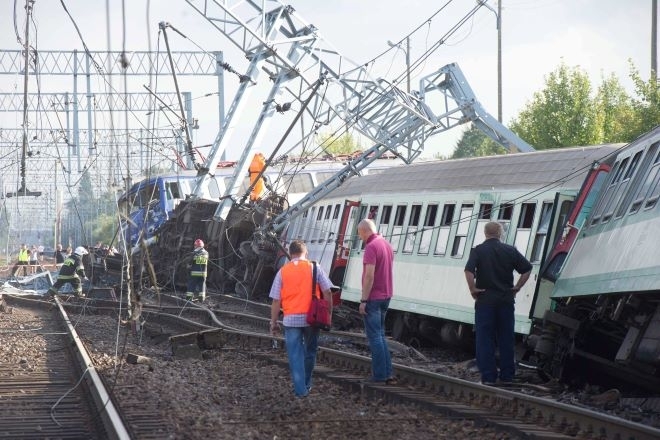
<box><xmin>357</xmin><ymin>218</ymin><xmax>396</xmax><ymax>384</ymax></box>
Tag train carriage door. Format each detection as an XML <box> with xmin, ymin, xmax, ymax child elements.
<box><xmin>530</xmin><ymin>193</ymin><xmax>576</xmax><ymax>319</ymax></box>
<box><xmin>418</xmin><ymin>204</ymin><xmax>438</xmax><ymax>254</ymax></box>
<box><xmin>403</xmin><ymin>204</ymin><xmax>422</xmax><ymax>253</ymax></box>
<box><xmin>530</xmin><ymin>202</ymin><xmax>554</xmax><ymax>263</ymax></box>
<box><xmin>329</xmin><ymin>200</ymin><xmax>360</xmax><ymax>305</ymax></box>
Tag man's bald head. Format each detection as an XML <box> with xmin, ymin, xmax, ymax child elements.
<box><xmin>484</xmin><ymin>221</ymin><xmax>503</xmax><ymax>239</ymax></box>
<box><xmin>357</xmin><ymin>218</ymin><xmax>377</xmax><ymax>241</ymax></box>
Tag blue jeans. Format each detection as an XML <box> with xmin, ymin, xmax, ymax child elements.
<box><xmin>283</xmin><ymin>325</ymin><xmax>320</xmax><ymax>397</ymax></box>
<box><xmin>474</xmin><ymin>301</ymin><xmax>515</xmax><ymax>383</ymax></box>
<box><xmin>363</xmin><ymin>299</ymin><xmax>393</xmax><ymax>381</ymax></box>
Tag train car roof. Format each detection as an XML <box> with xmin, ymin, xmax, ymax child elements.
<box><xmin>326</xmin><ymin>144</ymin><xmax>624</xmax><ymax>198</ymax></box>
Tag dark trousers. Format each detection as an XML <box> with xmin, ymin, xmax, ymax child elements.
<box><xmin>474</xmin><ymin>301</ymin><xmax>515</xmax><ymax>383</ymax></box>
<box><xmin>47</xmin><ymin>277</ymin><xmax>82</xmax><ymax>296</ymax></box>
<box><xmin>11</xmin><ymin>261</ymin><xmax>28</xmax><ymax>276</ymax></box>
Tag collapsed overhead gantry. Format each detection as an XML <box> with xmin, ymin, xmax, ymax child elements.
<box><xmin>184</xmin><ymin>0</ymin><xmax>533</xmax><ymax>235</ymax></box>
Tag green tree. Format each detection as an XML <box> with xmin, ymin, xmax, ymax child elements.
<box><xmin>62</xmin><ymin>170</ymin><xmax>118</xmax><ymax>246</ymax></box>
<box><xmin>627</xmin><ymin>63</ymin><xmax>660</xmax><ymax>137</ymax></box>
<box><xmin>509</xmin><ymin>63</ymin><xmax>600</xmax><ymax>149</ymax></box>
<box><xmin>451</xmin><ymin>124</ymin><xmax>506</xmax><ymax>159</ymax></box>
<box><xmin>87</xmin><ymin>213</ymin><xmax>119</xmax><ymax>246</ymax></box>
<box><xmin>593</xmin><ymin>73</ymin><xmax>636</xmax><ymax>142</ymax></box>
<box><xmin>316</xmin><ymin>132</ymin><xmax>362</xmax><ymax>156</ymax></box>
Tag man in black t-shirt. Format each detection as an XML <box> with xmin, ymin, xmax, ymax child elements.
<box><xmin>464</xmin><ymin>222</ymin><xmax>532</xmax><ymax>385</ymax></box>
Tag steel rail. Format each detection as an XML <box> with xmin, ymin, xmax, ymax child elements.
<box><xmin>20</xmin><ymin>294</ymin><xmax>660</xmax><ymax>440</ymax></box>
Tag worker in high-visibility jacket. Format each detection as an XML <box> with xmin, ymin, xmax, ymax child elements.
<box><xmin>47</xmin><ymin>246</ymin><xmax>89</xmax><ymax>298</ymax></box>
<box><xmin>248</xmin><ymin>152</ymin><xmax>266</xmax><ymax>201</ymax></box>
<box><xmin>268</xmin><ymin>240</ymin><xmax>334</xmax><ymax>397</ymax></box>
<box><xmin>186</xmin><ymin>238</ymin><xmax>209</xmax><ymax>302</ymax></box>
<box><xmin>11</xmin><ymin>243</ymin><xmax>30</xmax><ymax>277</ymax></box>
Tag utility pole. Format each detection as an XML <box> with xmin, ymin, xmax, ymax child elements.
<box><xmin>7</xmin><ymin>0</ymin><xmax>41</xmax><ymax>198</ymax></box>
<box><xmin>479</xmin><ymin>1</ymin><xmax>502</xmax><ymax>122</ymax></box>
<box><xmin>653</xmin><ymin>0</ymin><xmax>658</xmax><ymax>80</ymax></box>
<box><xmin>497</xmin><ymin>0</ymin><xmax>502</xmax><ymax>123</ymax></box>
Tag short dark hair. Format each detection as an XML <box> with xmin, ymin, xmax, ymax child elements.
<box><xmin>289</xmin><ymin>240</ymin><xmax>306</xmax><ymax>256</ymax></box>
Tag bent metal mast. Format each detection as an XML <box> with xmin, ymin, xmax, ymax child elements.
<box><xmin>184</xmin><ymin>0</ymin><xmax>534</xmax><ymax>234</ymax></box>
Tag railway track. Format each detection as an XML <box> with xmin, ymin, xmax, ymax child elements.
<box><xmin>0</xmin><ymin>294</ymin><xmax>129</xmax><ymax>439</ymax></box>
<box><xmin>41</xmin><ymin>292</ymin><xmax>660</xmax><ymax>440</ymax></box>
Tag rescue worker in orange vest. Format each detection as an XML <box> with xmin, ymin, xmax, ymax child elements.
<box><xmin>269</xmin><ymin>240</ymin><xmax>333</xmax><ymax>397</ymax></box>
<box><xmin>248</xmin><ymin>152</ymin><xmax>266</xmax><ymax>201</ymax></box>
<box><xmin>186</xmin><ymin>239</ymin><xmax>209</xmax><ymax>302</ymax></box>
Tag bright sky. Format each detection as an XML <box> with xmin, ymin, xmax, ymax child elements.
<box><xmin>0</xmin><ymin>0</ymin><xmax>654</xmax><ymax>161</ymax></box>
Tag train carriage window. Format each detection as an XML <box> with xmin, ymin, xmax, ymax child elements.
<box><xmin>310</xmin><ymin>206</ymin><xmax>324</xmax><ymax>243</ymax></box>
<box><xmin>326</xmin><ymin>203</ymin><xmax>341</xmax><ymax>243</ymax></box>
<box><xmin>315</xmin><ymin>172</ymin><xmax>336</xmax><ymax>185</ymax></box>
<box><xmin>630</xmin><ymin>145</ymin><xmax>660</xmax><ymax>214</ymax></box>
<box><xmin>319</xmin><ymin>204</ymin><xmax>333</xmax><ymax>243</ymax></box>
<box><xmin>473</xmin><ymin>203</ymin><xmax>493</xmax><ymax>246</ymax></box>
<box><xmin>343</xmin><ymin>204</ymin><xmax>359</xmax><ymax>251</ymax></box>
<box><xmin>304</xmin><ymin>207</ymin><xmax>317</xmax><ymax>241</ymax></box>
<box><xmin>278</xmin><ymin>173</ymin><xmax>314</xmax><ymax>194</ymax></box>
<box><xmin>353</xmin><ymin>205</ymin><xmax>369</xmax><ymax>250</ymax></box>
<box><xmin>418</xmin><ymin>204</ymin><xmax>438</xmax><ymax>255</ymax></box>
<box><xmin>451</xmin><ymin>204</ymin><xmax>473</xmax><ymax>258</ymax></box>
<box><xmin>293</xmin><ymin>210</ymin><xmax>308</xmax><ymax>240</ymax></box>
<box><xmin>369</xmin><ymin>206</ymin><xmax>379</xmax><ymax>221</ymax></box>
<box><xmin>390</xmin><ymin>205</ymin><xmax>407</xmax><ymax>252</ymax></box>
<box><xmin>288</xmin><ymin>211</ymin><xmax>303</xmax><ymax>240</ymax></box>
<box><xmin>604</xmin><ymin>151</ymin><xmax>643</xmax><ymax>221</ymax></box>
<box><xmin>591</xmin><ymin>158</ymin><xmax>627</xmax><ymax>224</ymax></box>
<box><xmin>165</xmin><ymin>181</ymin><xmax>182</xmax><ymax>200</ymax></box>
<box><xmin>577</xmin><ymin>170</ymin><xmax>610</xmax><ymax>229</ymax></box>
<box><xmin>403</xmin><ymin>204</ymin><xmax>422</xmax><ymax>254</ymax></box>
<box><xmin>531</xmin><ymin>202</ymin><xmax>553</xmax><ymax>263</ymax></box>
<box><xmin>514</xmin><ymin>202</ymin><xmax>536</xmax><ymax>254</ymax></box>
<box><xmin>551</xmin><ymin>199</ymin><xmax>573</xmax><ymax>245</ymax></box>
<box><xmin>207</xmin><ymin>178</ymin><xmax>220</xmax><ymax>199</ymax></box>
<box><xmin>497</xmin><ymin>203</ymin><xmax>514</xmax><ymax>238</ymax></box>
<box><xmin>379</xmin><ymin>205</ymin><xmax>392</xmax><ymax>237</ymax></box>
<box><xmin>434</xmin><ymin>204</ymin><xmax>455</xmax><ymax>256</ymax></box>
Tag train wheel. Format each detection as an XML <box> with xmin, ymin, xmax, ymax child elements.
<box><xmin>391</xmin><ymin>313</ymin><xmax>409</xmax><ymax>342</ymax></box>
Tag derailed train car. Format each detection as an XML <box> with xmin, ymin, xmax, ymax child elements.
<box><xmin>531</xmin><ymin>126</ymin><xmax>660</xmax><ymax>391</ymax></box>
<box><xmin>143</xmin><ymin>126</ymin><xmax>660</xmax><ymax>391</ymax></box>
<box><xmin>291</xmin><ymin>145</ymin><xmax>619</xmax><ymax>347</ymax></box>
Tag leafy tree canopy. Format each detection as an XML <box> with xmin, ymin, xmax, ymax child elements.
<box><xmin>451</xmin><ymin>61</ymin><xmax>659</xmax><ymax>158</ymax></box>
<box><xmin>316</xmin><ymin>132</ymin><xmax>363</xmax><ymax>157</ymax></box>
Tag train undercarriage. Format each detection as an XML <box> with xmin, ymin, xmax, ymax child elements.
<box><xmin>530</xmin><ymin>292</ymin><xmax>660</xmax><ymax>393</ymax></box>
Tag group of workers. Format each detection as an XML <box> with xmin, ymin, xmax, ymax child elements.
<box><xmin>9</xmin><ymin>243</ymin><xmax>89</xmax><ymax>298</ymax></box>
<box><xmin>8</xmin><ymin>238</ymin><xmax>209</xmax><ymax>302</ymax></box>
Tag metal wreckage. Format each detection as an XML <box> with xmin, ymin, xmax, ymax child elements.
<box><xmin>88</xmin><ymin>1</ymin><xmax>532</xmax><ymax>317</ymax></box>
